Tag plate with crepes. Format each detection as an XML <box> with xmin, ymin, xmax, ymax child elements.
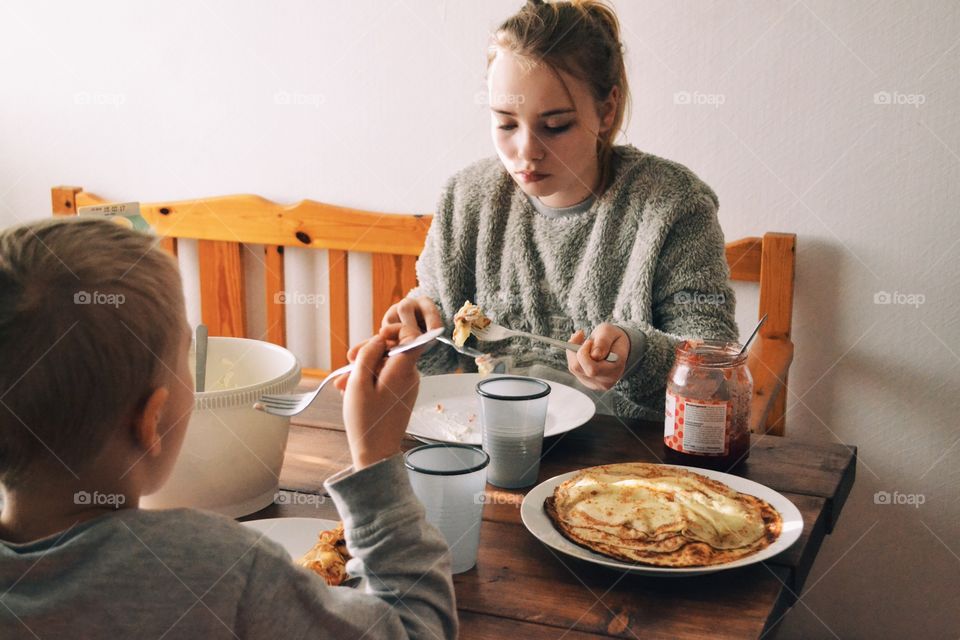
<box><xmin>243</xmin><ymin>517</ymin><xmax>355</xmax><ymax>586</ymax></box>
<box><xmin>520</xmin><ymin>463</ymin><xmax>803</xmax><ymax>577</ymax></box>
<box><xmin>407</xmin><ymin>373</ymin><xmax>595</xmax><ymax>445</ymax></box>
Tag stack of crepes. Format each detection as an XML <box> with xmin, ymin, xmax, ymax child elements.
<box><xmin>544</xmin><ymin>463</ymin><xmax>783</xmax><ymax>567</ymax></box>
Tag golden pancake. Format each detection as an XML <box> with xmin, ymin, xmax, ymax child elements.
<box><xmin>545</xmin><ymin>463</ymin><xmax>782</xmax><ymax>567</ymax></box>
<box><xmin>296</xmin><ymin>522</ymin><xmax>351</xmax><ymax>585</ymax></box>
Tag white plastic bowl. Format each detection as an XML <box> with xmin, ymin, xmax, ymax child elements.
<box><xmin>142</xmin><ymin>337</ymin><xmax>301</xmax><ymax>517</ymax></box>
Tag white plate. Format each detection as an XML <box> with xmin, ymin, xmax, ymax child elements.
<box><xmin>520</xmin><ymin>465</ymin><xmax>804</xmax><ymax>577</ymax></box>
<box><xmin>407</xmin><ymin>373</ymin><xmax>596</xmax><ymax>445</ymax></box>
<box><xmin>242</xmin><ymin>517</ymin><xmax>338</xmax><ymax>559</ymax></box>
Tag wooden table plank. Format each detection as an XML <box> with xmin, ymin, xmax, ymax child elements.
<box><xmin>457</xmin><ymin>610</ymin><xmax>605</xmax><ymax>640</ymax></box>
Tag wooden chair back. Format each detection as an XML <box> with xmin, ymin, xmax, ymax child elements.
<box><xmin>52</xmin><ymin>186</ymin><xmax>794</xmax><ymax>435</ymax></box>
<box><xmin>726</xmin><ymin>234</ymin><xmax>796</xmax><ymax>435</ymax></box>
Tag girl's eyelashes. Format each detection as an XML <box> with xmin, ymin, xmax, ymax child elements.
<box><xmin>496</xmin><ymin>122</ymin><xmax>574</xmax><ymax>134</ymax></box>
<box><xmin>544</xmin><ymin>122</ymin><xmax>573</xmax><ymax>134</ymax></box>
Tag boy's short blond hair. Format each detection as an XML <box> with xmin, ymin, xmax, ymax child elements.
<box><xmin>0</xmin><ymin>217</ymin><xmax>186</xmax><ymax>487</ymax></box>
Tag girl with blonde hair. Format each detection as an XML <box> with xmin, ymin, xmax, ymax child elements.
<box><xmin>383</xmin><ymin>0</ymin><xmax>737</xmax><ymax>419</ymax></box>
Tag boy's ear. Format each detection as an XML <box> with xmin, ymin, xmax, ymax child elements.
<box><xmin>133</xmin><ymin>387</ymin><xmax>170</xmax><ymax>457</ymax></box>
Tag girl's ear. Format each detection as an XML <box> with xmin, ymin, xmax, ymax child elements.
<box><xmin>598</xmin><ymin>85</ymin><xmax>620</xmax><ymax>133</ymax></box>
<box><xmin>132</xmin><ymin>387</ymin><xmax>170</xmax><ymax>457</ymax></box>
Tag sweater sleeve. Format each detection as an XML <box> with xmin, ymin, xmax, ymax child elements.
<box><xmin>234</xmin><ymin>455</ymin><xmax>457</xmax><ymax>640</ymax></box>
<box><xmin>611</xmin><ymin>194</ymin><xmax>739</xmax><ymax>419</ymax></box>
<box><xmin>407</xmin><ymin>176</ymin><xmax>477</xmax><ymax>375</ymax></box>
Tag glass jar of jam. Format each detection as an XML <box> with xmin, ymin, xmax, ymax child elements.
<box><xmin>663</xmin><ymin>340</ymin><xmax>752</xmax><ymax>470</ymax></box>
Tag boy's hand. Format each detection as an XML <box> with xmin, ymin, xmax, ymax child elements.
<box><xmin>340</xmin><ymin>331</ymin><xmax>422</xmax><ymax>470</ymax></box>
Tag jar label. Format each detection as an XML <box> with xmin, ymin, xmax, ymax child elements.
<box><xmin>664</xmin><ymin>392</ymin><xmax>728</xmax><ymax>455</ymax></box>
<box><xmin>664</xmin><ymin>393</ymin><xmax>677</xmax><ymax>437</ymax></box>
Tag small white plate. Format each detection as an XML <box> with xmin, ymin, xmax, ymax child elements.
<box><xmin>521</xmin><ymin>465</ymin><xmax>804</xmax><ymax>577</ymax></box>
<box><xmin>243</xmin><ymin>517</ymin><xmax>338</xmax><ymax>559</ymax></box>
<box><xmin>407</xmin><ymin>373</ymin><xmax>596</xmax><ymax>445</ymax></box>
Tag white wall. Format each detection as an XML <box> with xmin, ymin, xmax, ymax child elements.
<box><xmin>1</xmin><ymin>1</ymin><xmax>958</xmax><ymax>637</ymax></box>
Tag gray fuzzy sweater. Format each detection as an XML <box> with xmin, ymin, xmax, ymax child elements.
<box><xmin>410</xmin><ymin>145</ymin><xmax>738</xmax><ymax>420</ymax></box>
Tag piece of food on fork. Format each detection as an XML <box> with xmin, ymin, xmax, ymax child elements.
<box><xmin>452</xmin><ymin>300</ymin><xmax>491</xmax><ymax>347</ymax></box>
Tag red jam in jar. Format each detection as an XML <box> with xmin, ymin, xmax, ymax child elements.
<box><xmin>663</xmin><ymin>340</ymin><xmax>752</xmax><ymax>470</ymax></box>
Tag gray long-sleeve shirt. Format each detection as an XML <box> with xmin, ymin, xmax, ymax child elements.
<box><xmin>0</xmin><ymin>455</ymin><xmax>457</xmax><ymax>639</ymax></box>
<box><xmin>409</xmin><ymin>145</ymin><xmax>739</xmax><ymax>420</ymax></box>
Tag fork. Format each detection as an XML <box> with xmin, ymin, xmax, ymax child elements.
<box><xmin>472</xmin><ymin>321</ymin><xmax>619</xmax><ymax>363</ymax></box>
<box><xmin>435</xmin><ymin>333</ymin><xmax>507</xmax><ymax>374</ymax></box>
<box><xmin>255</xmin><ymin>327</ymin><xmax>444</xmax><ymax>417</ymax></box>
<box><xmin>436</xmin><ymin>334</ymin><xmax>487</xmax><ymax>359</ymax></box>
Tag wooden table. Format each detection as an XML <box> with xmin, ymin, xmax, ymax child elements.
<box><xmin>243</xmin><ymin>386</ymin><xmax>857</xmax><ymax>639</ymax></box>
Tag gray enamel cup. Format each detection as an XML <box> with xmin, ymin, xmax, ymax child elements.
<box><xmin>476</xmin><ymin>376</ymin><xmax>551</xmax><ymax>489</ymax></box>
<box><xmin>404</xmin><ymin>444</ymin><xmax>490</xmax><ymax>573</ymax></box>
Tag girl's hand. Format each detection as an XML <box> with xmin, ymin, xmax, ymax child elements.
<box><xmin>565</xmin><ymin>323</ymin><xmax>629</xmax><ymax>391</ymax></box>
<box><xmin>334</xmin><ymin>322</ymin><xmax>419</xmax><ymax>393</ymax></box>
<box><xmin>342</xmin><ymin>296</ymin><xmax>444</xmax><ymax>371</ymax></box>
<box><xmin>381</xmin><ymin>296</ymin><xmax>444</xmax><ymax>333</ymax></box>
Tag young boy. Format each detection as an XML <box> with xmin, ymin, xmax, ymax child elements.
<box><xmin>0</xmin><ymin>217</ymin><xmax>457</xmax><ymax>638</ymax></box>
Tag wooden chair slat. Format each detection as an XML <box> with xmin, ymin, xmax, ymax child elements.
<box><xmin>264</xmin><ymin>245</ymin><xmax>286</xmax><ymax>346</ymax></box>
<box><xmin>748</xmin><ymin>337</ymin><xmax>793</xmax><ymax>435</ymax></box>
<box><xmin>725</xmin><ymin>236</ymin><xmax>762</xmax><ymax>282</ymax></box>
<box><xmin>328</xmin><ymin>249</ymin><xmax>350</xmax><ymax>369</ymax></box>
<box><xmin>198</xmin><ymin>240</ymin><xmax>247</xmax><ymax>338</ymax></box>
<box><xmin>371</xmin><ymin>252</ymin><xmax>418</xmax><ymax>330</ymax></box>
<box><xmin>51</xmin><ymin>185</ymin><xmax>82</xmax><ymax>216</ymax></box>
<box><xmin>159</xmin><ymin>236</ymin><xmax>178</xmax><ymax>256</ymax></box>
<box><xmin>755</xmin><ymin>232</ymin><xmax>796</xmax><ymax>434</ymax></box>
<box><xmin>72</xmin><ymin>192</ymin><xmax>429</xmax><ymax>255</ymax></box>
<box><xmin>759</xmin><ymin>232</ymin><xmax>796</xmax><ymax>340</ymax></box>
